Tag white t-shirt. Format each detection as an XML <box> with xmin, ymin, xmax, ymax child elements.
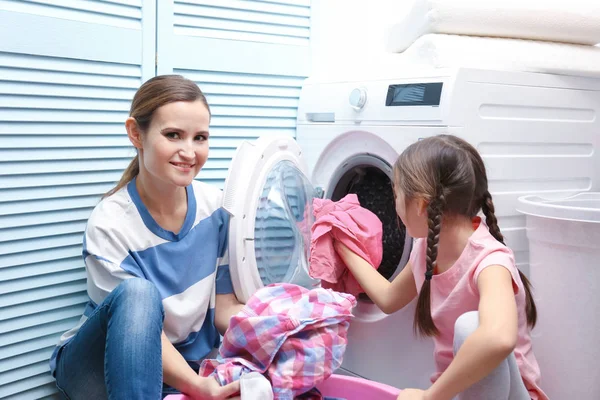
<box><xmin>50</xmin><ymin>178</ymin><xmax>233</xmax><ymax>374</ymax></box>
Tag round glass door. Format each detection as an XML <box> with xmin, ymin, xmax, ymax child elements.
<box><xmin>223</xmin><ymin>135</ymin><xmax>318</xmax><ymax>302</ymax></box>
<box><xmin>254</xmin><ymin>160</ymin><xmax>317</xmax><ymax>288</ymax></box>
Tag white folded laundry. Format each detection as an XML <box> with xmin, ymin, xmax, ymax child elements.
<box><xmin>386</xmin><ymin>0</ymin><xmax>600</xmax><ymax>53</ymax></box>
<box><xmin>401</xmin><ymin>34</ymin><xmax>600</xmax><ymax>77</ymax></box>
<box><xmin>310</xmin><ymin>34</ymin><xmax>600</xmax><ymax>83</ymax></box>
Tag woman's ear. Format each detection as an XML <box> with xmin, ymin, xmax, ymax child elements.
<box><xmin>125</xmin><ymin>117</ymin><xmax>143</xmax><ymax>150</ymax></box>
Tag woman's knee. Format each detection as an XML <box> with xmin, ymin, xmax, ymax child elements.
<box><xmin>453</xmin><ymin>311</ymin><xmax>479</xmax><ymax>352</ymax></box>
<box><xmin>115</xmin><ymin>278</ymin><xmax>160</xmax><ymax>300</ymax></box>
<box><xmin>112</xmin><ymin>278</ymin><xmax>164</xmax><ymax>319</ymax></box>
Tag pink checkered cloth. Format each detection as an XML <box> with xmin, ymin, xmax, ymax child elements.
<box><xmin>199</xmin><ymin>283</ymin><xmax>356</xmax><ymax>399</ymax></box>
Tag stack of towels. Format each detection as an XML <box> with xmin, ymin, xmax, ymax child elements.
<box><xmin>382</xmin><ymin>0</ymin><xmax>600</xmax><ymax>76</ymax></box>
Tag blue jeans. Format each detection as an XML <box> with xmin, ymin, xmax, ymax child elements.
<box><xmin>54</xmin><ymin>279</ymin><xmax>165</xmax><ymax>400</ymax></box>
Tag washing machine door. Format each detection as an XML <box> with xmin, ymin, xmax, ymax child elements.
<box><xmin>222</xmin><ymin>135</ymin><xmax>319</xmax><ymax>302</ymax></box>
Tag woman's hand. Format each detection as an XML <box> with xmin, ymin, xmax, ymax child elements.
<box><xmin>397</xmin><ymin>388</ymin><xmax>427</xmax><ymax>400</ymax></box>
<box><xmin>187</xmin><ymin>376</ymin><xmax>240</xmax><ymax>399</ymax></box>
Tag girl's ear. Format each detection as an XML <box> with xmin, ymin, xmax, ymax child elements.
<box><xmin>416</xmin><ymin>198</ymin><xmax>429</xmax><ymax>217</ymax></box>
<box><xmin>125</xmin><ymin>117</ymin><xmax>143</xmax><ymax>150</ymax></box>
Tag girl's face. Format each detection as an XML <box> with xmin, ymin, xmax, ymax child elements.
<box><xmin>136</xmin><ymin>100</ymin><xmax>210</xmax><ymax>188</ymax></box>
<box><xmin>395</xmin><ymin>188</ymin><xmax>429</xmax><ymax>239</ymax></box>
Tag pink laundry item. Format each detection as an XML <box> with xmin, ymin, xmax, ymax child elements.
<box><xmin>199</xmin><ymin>283</ymin><xmax>356</xmax><ymax>399</ymax></box>
<box><xmin>410</xmin><ymin>217</ymin><xmax>548</xmax><ymax>400</ymax></box>
<box><xmin>309</xmin><ymin>193</ymin><xmax>383</xmax><ymax>296</ymax></box>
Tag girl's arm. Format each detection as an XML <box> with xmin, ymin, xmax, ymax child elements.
<box><xmin>424</xmin><ymin>265</ymin><xmax>518</xmax><ymax>400</ymax></box>
<box><xmin>334</xmin><ymin>241</ymin><xmax>417</xmax><ymax>314</ymax></box>
<box><xmin>161</xmin><ymin>332</ymin><xmax>240</xmax><ymax>399</ymax></box>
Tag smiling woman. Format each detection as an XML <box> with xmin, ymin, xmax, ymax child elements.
<box><xmin>157</xmin><ymin>122</ymin><xmax>209</xmax><ymax>175</ymax></box>
<box><xmin>49</xmin><ymin>75</ymin><xmax>244</xmax><ymax>400</ymax></box>
<box><xmin>105</xmin><ymin>75</ymin><xmax>212</xmax><ymax>199</ymax></box>
<box><xmin>127</xmin><ymin>99</ymin><xmax>211</xmax><ymax>227</ymax></box>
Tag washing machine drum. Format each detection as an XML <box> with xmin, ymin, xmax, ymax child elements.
<box><xmin>254</xmin><ymin>161</ymin><xmax>406</xmax><ymax>284</ymax></box>
<box><xmin>253</xmin><ymin>162</ymin><xmax>406</xmax><ymax>288</ymax></box>
<box><xmin>223</xmin><ymin>135</ymin><xmax>408</xmax><ymax>302</ymax></box>
<box><xmin>332</xmin><ymin>166</ymin><xmax>406</xmax><ymax>281</ymax></box>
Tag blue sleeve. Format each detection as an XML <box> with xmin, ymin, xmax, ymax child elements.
<box><xmin>216</xmin><ymin>263</ymin><xmax>234</xmax><ymax>294</ymax></box>
<box><xmin>217</xmin><ymin>210</ymin><xmax>229</xmax><ymax>258</ymax></box>
<box><xmin>216</xmin><ymin>209</ymin><xmax>234</xmax><ymax>294</ymax></box>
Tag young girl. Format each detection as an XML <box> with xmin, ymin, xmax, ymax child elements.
<box><xmin>49</xmin><ymin>75</ymin><xmax>243</xmax><ymax>400</ymax></box>
<box><xmin>334</xmin><ymin>135</ymin><xmax>547</xmax><ymax>400</ymax></box>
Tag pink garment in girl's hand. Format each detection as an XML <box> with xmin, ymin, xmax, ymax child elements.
<box><xmin>309</xmin><ymin>193</ymin><xmax>383</xmax><ymax>296</ymax></box>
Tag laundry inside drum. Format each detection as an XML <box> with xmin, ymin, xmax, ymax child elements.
<box><xmin>330</xmin><ymin>164</ymin><xmax>407</xmax><ymax>297</ymax></box>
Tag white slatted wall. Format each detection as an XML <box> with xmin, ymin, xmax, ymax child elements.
<box><xmin>0</xmin><ymin>0</ymin><xmax>155</xmax><ymax>398</ymax></box>
<box><xmin>159</xmin><ymin>0</ymin><xmax>311</xmax><ymax>187</ymax></box>
<box><xmin>182</xmin><ymin>70</ymin><xmax>306</xmax><ymax>187</ymax></box>
<box><xmin>0</xmin><ymin>0</ymin><xmax>310</xmax><ymax>398</ymax></box>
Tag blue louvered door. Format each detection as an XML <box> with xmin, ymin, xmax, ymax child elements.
<box><xmin>0</xmin><ymin>1</ymin><xmax>156</xmax><ymax>398</ymax></box>
<box><xmin>157</xmin><ymin>0</ymin><xmax>311</xmax><ymax>188</ymax></box>
<box><xmin>0</xmin><ymin>1</ymin><xmax>311</xmax><ymax>398</ymax></box>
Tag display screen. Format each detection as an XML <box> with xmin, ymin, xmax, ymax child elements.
<box><xmin>385</xmin><ymin>82</ymin><xmax>443</xmax><ymax>107</ymax></box>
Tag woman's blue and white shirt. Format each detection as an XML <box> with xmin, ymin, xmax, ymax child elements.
<box><xmin>49</xmin><ymin>178</ymin><xmax>234</xmax><ymax>374</ymax></box>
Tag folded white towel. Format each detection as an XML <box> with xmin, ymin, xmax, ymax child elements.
<box><xmin>386</xmin><ymin>0</ymin><xmax>600</xmax><ymax>53</ymax></box>
<box><xmin>402</xmin><ymin>34</ymin><xmax>600</xmax><ymax>77</ymax></box>
<box><xmin>240</xmin><ymin>372</ymin><xmax>273</xmax><ymax>400</ymax></box>
<box><xmin>310</xmin><ymin>34</ymin><xmax>600</xmax><ymax>83</ymax></box>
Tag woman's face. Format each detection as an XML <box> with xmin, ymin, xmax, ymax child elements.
<box><xmin>137</xmin><ymin>100</ymin><xmax>210</xmax><ymax>188</ymax></box>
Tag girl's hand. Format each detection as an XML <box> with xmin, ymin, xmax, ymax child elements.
<box><xmin>333</xmin><ymin>241</ymin><xmax>361</xmax><ymax>264</ymax></box>
<box><xmin>187</xmin><ymin>376</ymin><xmax>240</xmax><ymax>399</ymax></box>
<box><xmin>397</xmin><ymin>388</ymin><xmax>427</xmax><ymax>400</ymax></box>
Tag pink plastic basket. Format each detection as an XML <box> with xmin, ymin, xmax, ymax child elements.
<box><xmin>317</xmin><ymin>374</ymin><xmax>400</xmax><ymax>399</ymax></box>
<box><xmin>164</xmin><ymin>374</ymin><xmax>400</xmax><ymax>400</ymax></box>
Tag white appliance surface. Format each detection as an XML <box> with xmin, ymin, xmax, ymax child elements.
<box><xmin>223</xmin><ymin>65</ymin><xmax>600</xmax><ymax>389</ymax></box>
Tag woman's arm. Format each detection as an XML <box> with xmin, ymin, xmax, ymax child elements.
<box><xmin>424</xmin><ymin>265</ymin><xmax>518</xmax><ymax>400</ymax></box>
<box><xmin>334</xmin><ymin>241</ymin><xmax>417</xmax><ymax>314</ymax></box>
<box><xmin>88</xmin><ymin>220</ymin><xmax>239</xmax><ymax>398</ymax></box>
<box><xmin>215</xmin><ymin>293</ymin><xmax>244</xmax><ymax>334</ymax></box>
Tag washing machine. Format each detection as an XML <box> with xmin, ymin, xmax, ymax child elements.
<box><xmin>220</xmin><ymin>66</ymin><xmax>600</xmax><ymax>389</ymax></box>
